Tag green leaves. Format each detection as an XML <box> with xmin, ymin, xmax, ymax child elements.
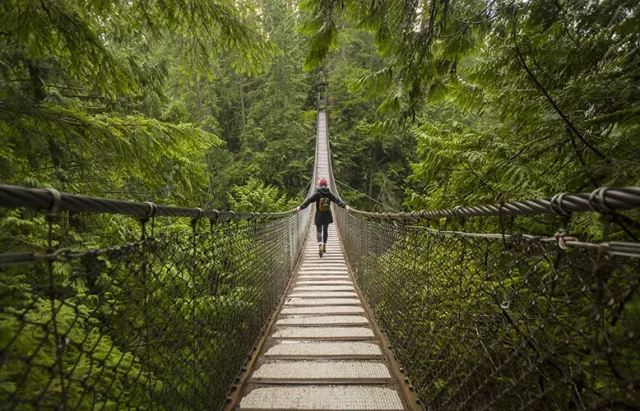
<box><xmin>299</xmin><ymin>0</ymin><xmax>639</xmax><ymax>227</ymax></box>
<box><xmin>0</xmin><ymin>0</ymin><xmax>288</xmax><ymax>214</ymax></box>
<box><xmin>228</xmin><ymin>178</ymin><xmax>295</xmax><ymax>212</ymax></box>
<box><xmin>0</xmin><ymin>103</ymin><xmax>220</xmax><ymax>204</ymax></box>
<box><xmin>300</xmin><ymin>0</ymin><xmax>342</xmax><ymax>70</ymax></box>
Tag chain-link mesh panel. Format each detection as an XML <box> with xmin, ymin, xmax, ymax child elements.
<box><xmin>0</xmin><ymin>209</ymin><xmax>310</xmax><ymax>410</ymax></box>
<box><xmin>335</xmin><ymin>209</ymin><xmax>639</xmax><ymax>410</ymax></box>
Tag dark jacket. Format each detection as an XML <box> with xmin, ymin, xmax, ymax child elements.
<box><xmin>299</xmin><ymin>187</ymin><xmax>346</xmax><ymax>225</ymax></box>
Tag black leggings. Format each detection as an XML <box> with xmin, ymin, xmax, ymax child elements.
<box><xmin>316</xmin><ymin>224</ymin><xmax>329</xmax><ymax>243</ymax></box>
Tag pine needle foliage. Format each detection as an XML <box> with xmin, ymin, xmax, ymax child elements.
<box><xmin>1</xmin><ymin>0</ymin><xmax>314</xmax><ymax>408</ymax></box>
<box><xmin>302</xmin><ymin>0</ymin><xmax>640</xmax><ymax>210</ymax></box>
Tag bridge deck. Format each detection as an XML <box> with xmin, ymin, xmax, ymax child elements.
<box><xmin>232</xmin><ymin>110</ymin><xmax>415</xmax><ymax>410</ymax></box>
<box><xmin>235</xmin><ymin>226</ymin><xmax>412</xmax><ymax>410</ymax></box>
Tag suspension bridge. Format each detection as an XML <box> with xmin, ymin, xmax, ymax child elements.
<box><xmin>0</xmin><ymin>109</ymin><xmax>639</xmax><ymax>410</ymax></box>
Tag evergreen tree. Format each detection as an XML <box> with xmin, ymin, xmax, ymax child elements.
<box><xmin>302</xmin><ymin>0</ymin><xmax>640</xmax><ymax>217</ymax></box>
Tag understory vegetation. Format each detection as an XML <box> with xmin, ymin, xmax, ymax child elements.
<box><xmin>1</xmin><ymin>0</ymin><xmax>638</xmax><ymax>409</ymax></box>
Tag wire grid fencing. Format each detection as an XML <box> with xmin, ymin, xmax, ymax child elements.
<box><xmin>0</xmin><ymin>197</ymin><xmax>311</xmax><ymax>410</ymax></box>
<box><xmin>335</xmin><ymin>207</ymin><xmax>640</xmax><ymax>410</ymax></box>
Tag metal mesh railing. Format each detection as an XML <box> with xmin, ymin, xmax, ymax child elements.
<box><xmin>335</xmin><ymin>196</ymin><xmax>640</xmax><ymax>410</ymax></box>
<box><xmin>0</xmin><ymin>186</ymin><xmax>312</xmax><ymax>410</ymax></box>
<box><xmin>321</xmin><ymin>106</ymin><xmax>640</xmax><ymax>409</ymax></box>
<box><xmin>4</xmin><ymin>104</ymin><xmax>639</xmax><ymax>411</ymax></box>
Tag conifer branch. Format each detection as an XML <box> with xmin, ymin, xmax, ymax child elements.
<box><xmin>511</xmin><ymin>9</ymin><xmax>608</xmax><ymax>162</ymax></box>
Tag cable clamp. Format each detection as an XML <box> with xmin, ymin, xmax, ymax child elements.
<box><xmin>588</xmin><ymin>187</ymin><xmax>613</xmax><ymax>212</ymax></box>
<box><xmin>550</xmin><ymin>193</ymin><xmax>571</xmax><ymax>216</ymax></box>
<box><xmin>45</xmin><ymin>188</ymin><xmax>62</xmax><ymax>221</ymax></box>
<box><xmin>191</xmin><ymin>207</ymin><xmax>205</xmax><ymax>227</ymax></box>
<box><xmin>193</xmin><ymin>207</ymin><xmax>205</xmax><ymax>219</ymax></box>
<box><xmin>142</xmin><ymin>202</ymin><xmax>158</xmax><ymax>222</ymax></box>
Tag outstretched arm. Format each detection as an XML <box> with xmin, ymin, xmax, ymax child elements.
<box><xmin>329</xmin><ymin>192</ymin><xmax>347</xmax><ymax>209</ymax></box>
<box><xmin>297</xmin><ymin>193</ymin><xmax>317</xmax><ymax>211</ymax></box>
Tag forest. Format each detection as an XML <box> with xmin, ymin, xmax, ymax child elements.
<box><xmin>1</xmin><ymin>0</ymin><xmax>639</xmax><ymax>409</ymax></box>
<box><xmin>1</xmin><ymin>0</ymin><xmax>638</xmax><ymax>213</ymax></box>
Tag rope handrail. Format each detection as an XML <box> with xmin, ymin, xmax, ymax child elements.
<box><xmin>0</xmin><ymin>184</ymin><xmax>297</xmax><ymax>220</ymax></box>
<box><xmin>347</xmin><ymin>186</ymin><xmax>640</xmax><ymax>220</ymax></box>
<box><xmin>321</xmin><ymin>111</ymin><xmax>640</xmax><ymax>410</ymax></box>
<box><xmin>3</xmin><ymin>183</ymin><xmax>639</xmax><ymax>223</ymax></box>
<box><xmin>1</xmin><ymin>107</ymin><xmax>639</xmax><ymax>410</ymax></box>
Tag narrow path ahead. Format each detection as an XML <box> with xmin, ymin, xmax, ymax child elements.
<box><xmin>236</xmin><ymin>225</ymin><xmax>411</xmax><ymax>410</ymax></box>
<box><xmin>233</xmin><ymin>110</ymin><xmax>414</xmax><ymax>410</ymax></box>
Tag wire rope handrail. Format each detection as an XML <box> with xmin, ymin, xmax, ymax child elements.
<box><xmin>1</xmin><ymin>105</ymin><xmax>639</xmax><ymax>410</ymax></box>
<box><xmin>347</xmin><ymin>187</ymin><xmax>640</xmax><ymax>220</ymax></box>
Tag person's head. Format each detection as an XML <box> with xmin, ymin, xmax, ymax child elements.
<box><xmin>319</xmin><ymin>178</ymin><xmax>328</xmax><ymax>187</ymax></box>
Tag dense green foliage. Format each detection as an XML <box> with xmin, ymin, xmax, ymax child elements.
<box><xmin>303</xmin><ymin>0</ymin><xmax>640</xmax><ymax>215</ymax></box>
<box><xmin>0</xmin><ymin>0</ymin><xmax>314</xmax><ymax>408</ymax></box>
<box><xmin>0</xmin><ymin>0</ymin><xmax>316</xmax><ymax>208</ymax></box>
<box><xmin>336</xmin><ymin>207</ymin><xmax>640</xmax><ymax>409</ymax></box>
<box><xmin>1</xmin><ymin>0</ymin><xmax>639</xmax><ymax>408</ymax></box>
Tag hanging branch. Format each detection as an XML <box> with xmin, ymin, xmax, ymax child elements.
<box><xmin>510</xmin><ymin>9</ymin><xmax>608</xmax><ymax>161</ymax></box>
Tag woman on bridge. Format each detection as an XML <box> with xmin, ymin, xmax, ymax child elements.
<box><xmin>297</xmin><ymin>177</ymin><xmax>349</xmax><ymax>257</ymax></box>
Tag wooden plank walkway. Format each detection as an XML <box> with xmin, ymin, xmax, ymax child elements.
<box><xmin>234</xmin><ymin>226</ymin><xmax>414</xmax><ymax>410</ymax></box>
<box><xmin>230</xmin><ymin>110</ymin><xmax>416</xmax><ymax>410</ymax></box>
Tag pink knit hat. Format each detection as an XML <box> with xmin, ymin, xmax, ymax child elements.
<box><xmin>319</xmin><ymin>178</ymin><xmax>328</xmax><ymax>187</ymax></box>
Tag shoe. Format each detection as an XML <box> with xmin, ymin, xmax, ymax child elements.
<box><xmin>319</xmin><ymin>244</ymin><xmax>323</xmax><ymax>257</ymax></box>
<box><xmin>322</xmin><ymin>243</ymin><xmax>326</xmax><ymax>253</ymax></box>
